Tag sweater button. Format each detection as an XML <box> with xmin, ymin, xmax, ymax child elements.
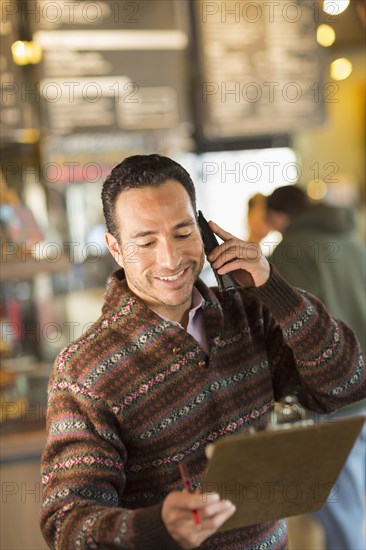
<box><xmin>198</xmin><ymin>360</ymin><xmax>206</xmax><ymax>368</ymax></box>
<box><xmin>172</xmin><ymin>347</ymin><xmax>179</xmax><ymax>353</ymax></box>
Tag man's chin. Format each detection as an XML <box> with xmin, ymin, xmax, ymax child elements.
<box><xmin>159</xmin><ymin>288</ymin><xmax>193</xmax><ymax>307</ymax></box>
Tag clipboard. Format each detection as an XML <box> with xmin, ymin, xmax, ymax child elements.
<box><xmin>202</xmin><ymin>416</ymin><xmax>365</xmax><ymax>531</ymax></box>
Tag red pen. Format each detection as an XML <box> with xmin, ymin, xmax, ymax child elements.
<box><xmin>178</xmin><ymin>463</ymin><xmax>201</xmax><ymax>526</ymax></box>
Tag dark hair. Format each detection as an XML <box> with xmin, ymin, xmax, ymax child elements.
<box><xmin>266</xmin><ymin>185</ymin><xmax>312</xmax><ymax>217</ymax></box>
<box><xmin>101</xmin><ymin>154</ymin><xmax>197</xmax><ymax>239</ymax></box>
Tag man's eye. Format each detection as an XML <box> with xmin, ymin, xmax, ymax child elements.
<box><xmin>176</xmin><ymin>233</ymin><xmax>192</xmax><ymax>239</ymax></box>
<box><xmin>138</xmin><ymin>242</ymin><xmax>154</xmax><ymax>248</ymax></box>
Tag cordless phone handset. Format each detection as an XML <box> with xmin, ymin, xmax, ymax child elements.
<box><xmin>198</xmin><ymin>210</ymin><xmax>236</xmax><ymax>295</ymax></box>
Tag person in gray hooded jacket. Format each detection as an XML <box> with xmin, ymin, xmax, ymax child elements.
<box><xmin>266</xmin><ymin>185</ymin><xmax>366</xmax><ymax>550</ymax></box>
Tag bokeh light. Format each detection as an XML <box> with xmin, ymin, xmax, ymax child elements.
<box><xmin>307</xmin><ymin>180</ymin><xmax>328</xmax><ymax>200</ymax></box>
<box><xmin>317</xmin><ymin>24</ymin><xmax>336</xmax><ymax>47</ymax></box>
<box><xmin>11</xmin><ymin>40</ymin><xmax>42</xmax><ymax>65</ymax></box>
<box><xmin>323</xmin><ymin>0</ymin><xmax>350</xmax><ymax>16</ymax></box>
<box><xmin>330</xmin><ymin>57</ymin><xmax>353</xmax><ymax>80</ymax></box>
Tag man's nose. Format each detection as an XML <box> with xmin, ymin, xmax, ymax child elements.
<box><xmin>156</xmin><ymin>239</ymin><xmax>181</xmax><ymax>270</ymax></box>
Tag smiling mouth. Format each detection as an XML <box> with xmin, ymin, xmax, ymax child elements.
<box><xmin>156</xmin><ymin>268</ymin><xmax>187</xmax><ymax>282</ymax></box>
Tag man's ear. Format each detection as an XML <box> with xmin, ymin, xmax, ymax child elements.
<box><xmin>105</xmin><ymin>232</ymin><xmax>124</xmax><ymax>267</ymax></box>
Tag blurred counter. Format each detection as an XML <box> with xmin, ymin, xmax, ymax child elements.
<box><xmin>1</xmin><ymin>436</ymin><xmax>48</xmax><ymax>550</ymax></box>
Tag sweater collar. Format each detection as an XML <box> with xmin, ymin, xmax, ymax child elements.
<box><xmin>102</xmin><ymin>269</ymin><xmax>240</xmax><ymax>350</ymax></box>
<box><xmin>102</xmin><ymin>268</ymin><xmax>222</xmax><ymax>319</ymax></box>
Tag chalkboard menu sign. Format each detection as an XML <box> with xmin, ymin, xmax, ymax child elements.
<box><xmin>22</xmin><ymin>0</ymin><xmax>192</xmax><ymax>181</ymax></box>
<box><xmin>30</xmin><ymin>0</ymin><xmax>190</xmax><ymax>136</ymax></box>
<box><xmin>190</xmin><ymin>0</ymin><xmax>325</xmax><ymax>149</ymax></box>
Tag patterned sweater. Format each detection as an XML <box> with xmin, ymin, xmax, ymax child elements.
<box><xmin>40</xmin><ymin>267</ymin><xmax>365</xmax><ymax>549</ymax></box>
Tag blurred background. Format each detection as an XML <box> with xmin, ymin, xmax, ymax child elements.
<box><xmin>0</xmin><ymin>1</ymin><xmax>365</xmax><ymax>548</ymax></box>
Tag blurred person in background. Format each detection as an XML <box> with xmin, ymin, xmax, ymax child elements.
<box><xmin>266</xmin><ymin>185</ymin><xmax>366</xmax><ymax>550</ymax></box>
<box><xmin>246</xmin><ymin>193</ymin><xmax>271</xmax><ymax>244</ymax></box>
<box><xmin>40</xmin><ymin>157</ymin><xmax>365</xmax><ymax>550</ymax></box>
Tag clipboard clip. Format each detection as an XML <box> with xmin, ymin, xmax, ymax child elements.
<box><xmin>205</xmin><ymin>395</ymin><xmax>314</xmax><ymax>458</ymax></box>
<box><xmin>268</xmin><ymin>395</ymin><xmax>314</xmax><ymax>431</ymax></box>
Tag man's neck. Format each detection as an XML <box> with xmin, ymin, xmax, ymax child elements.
<box><xmin>145</xmin><ymin>287</ymin><xmax>205</xmax><ymax>329</ymax></box>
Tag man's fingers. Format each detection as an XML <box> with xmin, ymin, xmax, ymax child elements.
<box><xmin>162</xmin><ymin>491</ymin><xmax>236</xmax><ymax>549</ymax></box>
<box><xmin>210</xmin><ymin>243</ymin><xmax>262</xmax><ymax>267</ymax></box>
<box><xmin>173</xmin><ymin>497</ymin><xmax>235</xmax><ymax>527</ymax></box>
<box><xmin>200</xmin><ymin>498</ymin><xmax>236</xmax><ymax>520</ymax></box>
<box><xmin>204</xmin><ymin>220</ymin><xmax>270</xmax><ymax>288</ymax></box>
<box><xmin>168</xmin><ymin>490</ymin><xmax>221</xmax><ymax>512</ymax></box>
<box><xmin>163</xmin><ymin>490</ymin><xmax>234</xmax><ymax>517</ymax></box>
<box><xmin>207</xmin><ymin>239</ymin><xmax>237</xmax><ymax>262</ymax></box>
<box><xmin>193</xmin><ymin>500</ymin><xmax>236</xmax><ymax>536</ymax></box>
<box><xmin>174</xmin><ymin>498</ymin><xmax>236</xmax><ymax>534</ymax></box>
<box><xmin>208</xmin><ymin>220</ymin><xmax>235</xmax><ymax>242</ymax></box>
<box><xmin>201</xmin><ymin>502</ymin><xmax>236</xmax><ymax>531</ymax></box>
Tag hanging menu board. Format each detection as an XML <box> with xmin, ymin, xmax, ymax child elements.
<box><xmin>191</xmin><ymin>0</ymin><xmax>325</xmax><ymax>147</ymax></box>
<box><xmin>22</xmin><ymin>0</ymin><xmax>191</xmax><ymax>182</ymax></box>
<box><xmin>29</xmin><ymin>0</ymin><xmax>189</xmax><ymax>135</ymax></box>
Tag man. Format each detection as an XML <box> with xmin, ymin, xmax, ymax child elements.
<box><xmin>40</xmin><ymin>156</ymin><xmax>365</xmax><ymax>549</ymax></box>
<box><xmin>266</xmin><ymin>184</ymin><xmax>366</xmax><ymax>550</ymax></box>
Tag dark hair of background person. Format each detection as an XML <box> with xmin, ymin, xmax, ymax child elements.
<box><xmin>101</xmin><ymin>154</ymin><xmax>197</xmax><ymax>241</ymax></box>
<box><xmin>266</xmin><ymin>185</ymin><xmax>314</xmax><ymax>217</ymax></box>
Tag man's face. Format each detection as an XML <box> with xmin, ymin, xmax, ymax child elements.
<box><xmin>105</xmin><ymin>179</ymin><xmax>205</xmax><ymax>321</ymax></box>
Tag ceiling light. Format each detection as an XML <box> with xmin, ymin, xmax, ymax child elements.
<box><xmin>11</xmin><ymin>41</ymin><xmax>28</xmax><ymax>65</ymax></box>
<box><xmin>323</xmin><ymin>1</ymin><xmax>350</xmax><ymax>16</ymax></box>
<box><xmin>317</xmin><ymin>24</ymin><xmax>336</xmax><ymax>47</ymax></box>
<box><xmin>11</xmin><ymin>40</ymin><xmax>42</xmax><ymax>65</ymax></box>
<box><xmin>330</xmin><ymin>58</ymin><xmax>353</xmax><ymax>80</ymax></box>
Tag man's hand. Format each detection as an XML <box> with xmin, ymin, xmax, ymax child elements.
<box><xmin>207</xmin><ymin>220</ymin><xmax>270</xmax><ymax>288</ymax></box>
<box><xmin>161</xmin><ymin>491</ymin><xmax>236</xmax><ymax>549</ymax></box>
